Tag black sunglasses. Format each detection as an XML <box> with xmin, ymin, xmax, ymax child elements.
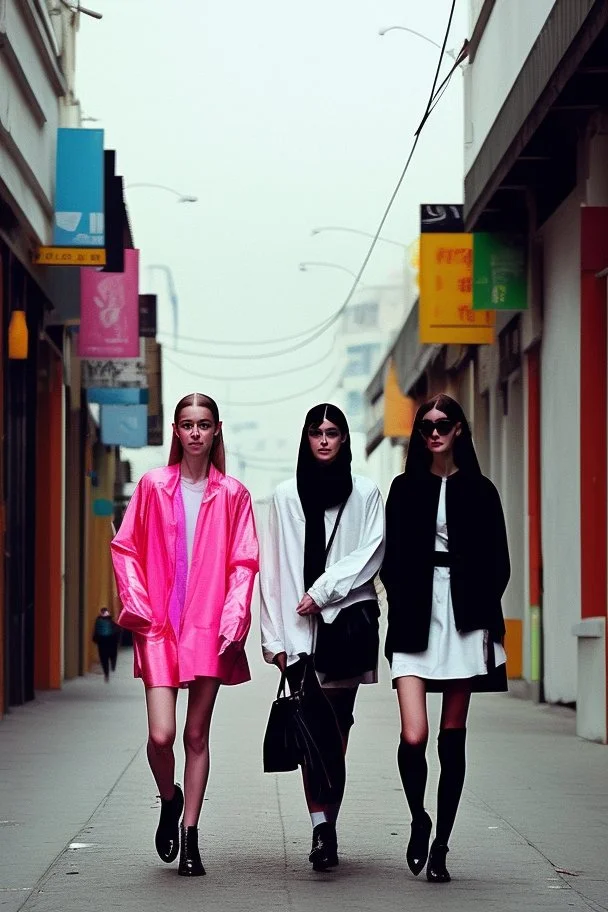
<box><xmin>419</xmin><ymin>418</ymin><xmax>456</xmax><ymax>438</ymax></box>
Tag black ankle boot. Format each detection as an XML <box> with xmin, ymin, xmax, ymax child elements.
<box><xmin>309</xmin><ymin>822</ymin><xmax>338</xmax><ymax>871</ymax></box>
<box><xmin>178</xmin><ymin>824</ymin><xmax>206</xmax><ymax>876</ymax></box>
<box><xmin>426</xmin><ymin>840</ymin><xmax>450</xmax><ymax>883</ymax></box>
<box><xmin>406</xmin><ymin>810</ymin><xmax>432</xmax><ymax>876</ymax></box>
<box><xmin>155</xmin><ymin>784</ymin><xmax>184</xmax><ymax>863</ymax></box>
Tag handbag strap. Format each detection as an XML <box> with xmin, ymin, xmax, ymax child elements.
<box><xmin>276</xmin><ymin>666</ymin><xmax>289</xmax><ymax>699</ymax></box>
<box><xmin>324</xmin><ymin>498</ymin><xmax>348</xmax><ymax>563</ymax></box>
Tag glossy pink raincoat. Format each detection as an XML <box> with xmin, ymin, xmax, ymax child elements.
<box><xmin>111</xmin><ymin>463</ymin><xmax>259</xmax><ymax>687</ymax></box>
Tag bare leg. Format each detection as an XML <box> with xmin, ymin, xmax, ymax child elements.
<box><xmin>145</xmin><ymin>686</ymin><xmax>178</xmax><ymax>800</ymax></box>
<box><xmin>182</xmin><ymin>677</ymin><xmax>221</xmax><ymax>827</ymax></box>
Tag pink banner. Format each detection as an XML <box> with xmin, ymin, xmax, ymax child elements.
<box><xmin>79</xmin><ymin>249</ymin><xmax>140</xmax><ymax>358</ymax></box>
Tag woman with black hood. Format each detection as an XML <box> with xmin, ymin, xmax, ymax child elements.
<box><xmin>261</xmin><ymin>403</ymin><xmax>385</xmax><ymax>872</ymax></box>
<box><xmin>381</xmin><ymin>394</ymin><xmax>510</xmax><ymax>884</ymax></box>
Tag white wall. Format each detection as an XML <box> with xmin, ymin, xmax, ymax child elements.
<box><xmin>465</xmin><ymin>0</ymin><xmax>557</xmax><ymax>172</ymax></box>
<box><xmin>365</xmin><ymin>437</ymin><xmax>404</xmax><ymax>502</ymax></box>
<box><xmin>0</xmin><ymin>0</ymin><xmax>64</xmax><ymax>243</ymax></box>
<box><xmin>540</xmin><ymin>190</ymin><xmax>581</xmax><ymax>704</ymax></box>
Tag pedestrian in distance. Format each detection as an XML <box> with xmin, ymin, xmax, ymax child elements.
<box><xmin>381</xmin><ymin>393</ymin><xmax>510</xmax><ymax>884</ymax></box>
<box><xmin>111</xmin><ymin>393</ymin><xmax>259</xmax><ymax>877</ymax></box>
<box><xmin>260</xmin><ymin>403</ymin><xmax>385</xmax><ymax>872</ymax></box>
<box><xmin>92</xmin><ymin>606</ymin><xmax>120</xmax><ymax>682</ymax></box>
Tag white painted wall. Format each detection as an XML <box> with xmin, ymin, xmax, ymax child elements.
<box><xmin>540</xmin><ymin>190</ymin><xmax>581</xmax><ymax>704</ymax></box>
<box><xmin>365</xmin><ymin>436</ymin><xmax>404</xmax><ymax>502</ymax></box>
<box><xmin>465</xmin><ymin>0</ymin><xmax>557</xmax><ymax>172</ymax></box>
<box><xmin>0</xmin><ymin>0</ymin><xmax>64</xmax><ymax>243</ymax></box>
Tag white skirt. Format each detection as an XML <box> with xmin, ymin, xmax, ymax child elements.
<box><xmin>391</xmin><ymin>565</ymin><xmax>506</xmax><ymax>681</ymax></box>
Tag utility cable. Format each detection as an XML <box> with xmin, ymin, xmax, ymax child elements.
<box><xmin>156</xmin><ymin>303</ymin><xmax>343</xmax><ymax>347</ymax></box>
<box><xmin>219</xmin><ymin>360</ymin><xmax>341</xmax><ymax>408</ymax></box>
<box><xmin>160</xmin><ymin>1</ymin><xmax>458</xmax><ymax>369</ymax></box>
<box><xmin>161</xmin><ymin>336</ymin><xmax>337</xmax><ymax>382</ymax></box>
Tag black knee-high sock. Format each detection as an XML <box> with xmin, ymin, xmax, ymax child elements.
<box><xmin>436</xmin><ymin>728</ymin><xmax>467</xmax><ymax>845</ymax></box>
<box><xmin>397</xmin><ymin>738</ymin><xmax>428</xmax><ymax>821</ymax></box>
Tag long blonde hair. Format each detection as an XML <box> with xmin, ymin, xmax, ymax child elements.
<box><xmin>168</xmin><ymin>393</ymin><xmax>226</xmax><ymax>474</ymax></box>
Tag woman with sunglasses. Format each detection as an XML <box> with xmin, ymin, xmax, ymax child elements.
<box><xmin>381</xmin><ymin>394</ymin><xmax>509</xmax><ymax>884</ymax></box>
<box><xmin>111</xmin><ymin>393</ymin><xmax>258</xmax><ymax>877</ymax></box>
<box><xmin>260</xmin><ymin>403</ymin><xmax>385</xmax><ymax>872</ymax></box>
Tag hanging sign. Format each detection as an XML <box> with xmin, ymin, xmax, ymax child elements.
<box><xmin>81</xmin><ymin>338</ymin><xmax>147</xmax><ymax>389</ymax></box>
<box><xmin>419</xmin><ymin>204</ymin><xmax>495</xmax><ymax>345</ymax></box>
<box><xmin>101</xmin><ymin>404</ymin><xmax>148</xmax><ymax>448</ymax></box>
<box><xmin>54</xmin><ymin>128</ymin><xmax>105</xmax><ymax>247</ymax></box>
<box><xmin>472</xmin><ymin>233</ymin><xmax>528</xmax><ymax>310</ymax></box>
<box><xmin>34</xmin><ymin>247</ymin><xmax>106</xmax><ymax>267</ymax></box>
<box><xmin>79</xmin><ymin>249</ymin><xmax>140</xmax><ymax>358</ymax></box>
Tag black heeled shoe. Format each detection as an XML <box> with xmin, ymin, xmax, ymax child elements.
<box><xmin>406</xmin><ymin>810</ymin><xmax>432</xmax><ymax>876</ymax></box>
<box><xmin>155</xmin><ymin>784</ymin><xmax>184</xmax><ymax>863</ymax></box>
<box><xmin>309</xmin><ymin>822</ymin><xmax>339</xmax><ymax>871</ymax></box>
<box><xmin>426</xmin><ymin>840</ymin><xmax>451</xmax><ymax>883</ymax></box>
<box><xmin>178</xmin><ymin>825</ymin><xmax>206</xmax><ymax>876</ymax></box>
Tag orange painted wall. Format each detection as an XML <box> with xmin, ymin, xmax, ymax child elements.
<box><xmin>34</xmin><ymin>344</ymin><xmax>63</xmax><ymax>690</ymax></box>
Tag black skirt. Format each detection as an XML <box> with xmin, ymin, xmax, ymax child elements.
<box><xmin>314</xmin><ymin>599</ymin><xmax>380</xmax><ymax>683</ymax></box>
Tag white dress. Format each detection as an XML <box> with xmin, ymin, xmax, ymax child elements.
<box><xmin>391</xmin><ymin>477</ymin><xmax>506</xmax><ymax>682</ymax></box>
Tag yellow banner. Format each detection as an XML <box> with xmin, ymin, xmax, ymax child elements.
<box><xmin>34</xmin><ymin>247</ymin><xmax>107</xmax><ymax>267</ymax></box>
<box><xmin>419</xmin><ymin>233</ymin><xmax>495</xmax><ymax>344</ymax></box>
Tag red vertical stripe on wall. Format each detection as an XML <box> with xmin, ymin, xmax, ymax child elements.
<box><xmin>580</xmin><ymin>208</ymin><xmax>608</xmax><ymax>621</ymax></box>
<box><xmin>527</xmin><ymin>346</ymin><xmax>541</xmax><ymax>607</ymax></box>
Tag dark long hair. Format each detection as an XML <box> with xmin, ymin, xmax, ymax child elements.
<box><xmin>168</xmin><ymin>393</ymin><xmax>226</xmax><ymax>473</ymax></box>
<box><xmin>404</xmin><ymin>393</ymin><xmax>481</xmax><ymax>478</ymax></box>
<box><xmin>296</xmin><ymin>403</ymin><xmax>353</xmax><ymax>590</ymax></box>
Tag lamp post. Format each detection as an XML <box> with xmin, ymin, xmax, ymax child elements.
<box><xmin>378</xmin><ymin>25</ymin><xmax>457</xmax><ymax>59</ymax></box>
<box><xmin>58</xmin><ymin>0</ymin><xmax>102</xmax><ymax>19</ymax></box>
<box><xmin>311</xmin><ymin>226</ymin><xmax>407</xmax><ymax>248</ymax></box>
<box><xmin>148</xmin><ymin>265</ymin><xmax>179</xmax><ymax>346</ymax></box>
<box><xmin>299</xmin><ymin>261</ymin><xmax>362</xmax><ymax>283</ymax></box>
<box><xmin>125</xmin><ymin>183</ymin><xmax>198</xmax><ymax>203</ymax></box>
<box><xmin>299</xmin><ymin>261</ymin><xmax>401</xmax><ymax>292</ymax></box>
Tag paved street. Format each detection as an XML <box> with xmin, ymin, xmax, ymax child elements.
<box><xmin>1</xmin><ymin>610</ymin><xmax>607</xmax><ymax>912</ymax></box>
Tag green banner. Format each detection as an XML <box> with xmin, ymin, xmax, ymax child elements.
<box><xmin>472</xmin><ymin>233</ymin><xmax>527</xmax><ymax>310</ymax></box>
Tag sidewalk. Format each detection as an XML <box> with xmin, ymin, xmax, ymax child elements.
<box><xmin>1</xmin><ymin>638</ymin><xmax>606</xmax><ymax>912</ymax></box>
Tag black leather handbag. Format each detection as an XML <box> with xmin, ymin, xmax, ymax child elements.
<box><xmin>263</xmin><ymin>668</ymin><xmax>300</xmax><ymax>773</ymax></box>
<box><xmin>263</xmin><ymin>655</ymin><xmax>346</xmax><ymax>804</ymax></box>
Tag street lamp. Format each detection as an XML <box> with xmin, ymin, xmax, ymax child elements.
<box><xmin>58</xmin><ymin>0</ymin><xmax>102</xmax><ymax>19</ymax></box>
<box><xmin>378</xmin><ymin>25</ymin><xmax>457</xmax><ymax>60</ymax></box>
<box><xmin>311</xmin><ymin>226</ymin><xmax>407</xmax><ymax>248</ymax></box>
<box><xmin>299</xmin><ymin>261</ymin><xmax>362</xmax><ymax>283</ymax></box>
<box><xmin>149</xmin><ymin>265</ymin><xmax>179</xmax><ymax>346</ymax></box>
<box><xmin>125</xmin><ymin>183</ymin><xmax>198</xmax><ymax>203</ymax></box>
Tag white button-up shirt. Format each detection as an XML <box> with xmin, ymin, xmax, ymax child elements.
<box><xmin>260</xmin><ymin>474</ymin><xmax>385</xmax><ymax>663</ymax></box>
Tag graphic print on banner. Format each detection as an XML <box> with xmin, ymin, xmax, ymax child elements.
<box><xmin>79</xmin><ymin>249</ymin><xmax>140</xmax><ymax>358</ymax></box>
<box><xmin>54</xmin><ymin>128</ymin><xmax>105</xmax><ymax>247</ymax></box>
<box><xmin>419</xmin><ymin>204</ymin><xmax>495</xmax><ymax>345</ymax></box>
<box><xmin>472</xmin><ymin>234</ymin><xmax>528</xmax><ymax>310</ymax></box>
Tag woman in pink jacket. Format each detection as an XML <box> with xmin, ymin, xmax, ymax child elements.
<box><xmin>111</xmin><ymin>392</ymin><xmax>259</xmax><ymax>877</ymax></box>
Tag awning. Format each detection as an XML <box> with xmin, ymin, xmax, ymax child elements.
<box><xmin>465</xmin><ymin>0</ymin><xmax>608</xmax><ymax>230</ymax></box>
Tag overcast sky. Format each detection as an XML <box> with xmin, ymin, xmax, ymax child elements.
<box><xmin>76</xmin><ymin>0</ymin><xmax>468</xmax><ymax>498</ymax></box>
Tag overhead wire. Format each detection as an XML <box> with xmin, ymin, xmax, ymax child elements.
<box><xmin>159</xmin><ymin>1</ymin><xmax>459</xmax><ymax>401</ymax></box>
<box><xmin>161</xmin><ymin>335</ymin><xmax>338</xmax><ymax>382</ymax></box>
<box><xmin>218</xmin><ymin>359</ymin><xmax>342</xmax><ymax>408</ymax></box>
<box><xmin>156</xmin><ymin>302</ymin><xmax>344</xmax><ymax>347</ymax></box>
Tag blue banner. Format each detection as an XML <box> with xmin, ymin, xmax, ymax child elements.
<box><xmin>54</xmin><ymin>128</ymin><xmax>105</xmax><ymax>247</ymax></box>
<box><xmin>101</xmin><ymin>405</ymin><xmax>148</xmax><ymax>448</ymax></box>
<box><xmin>87</xmin><ymin>388</ymin><xmax>149</xmax><ymax>405</ymax></box>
